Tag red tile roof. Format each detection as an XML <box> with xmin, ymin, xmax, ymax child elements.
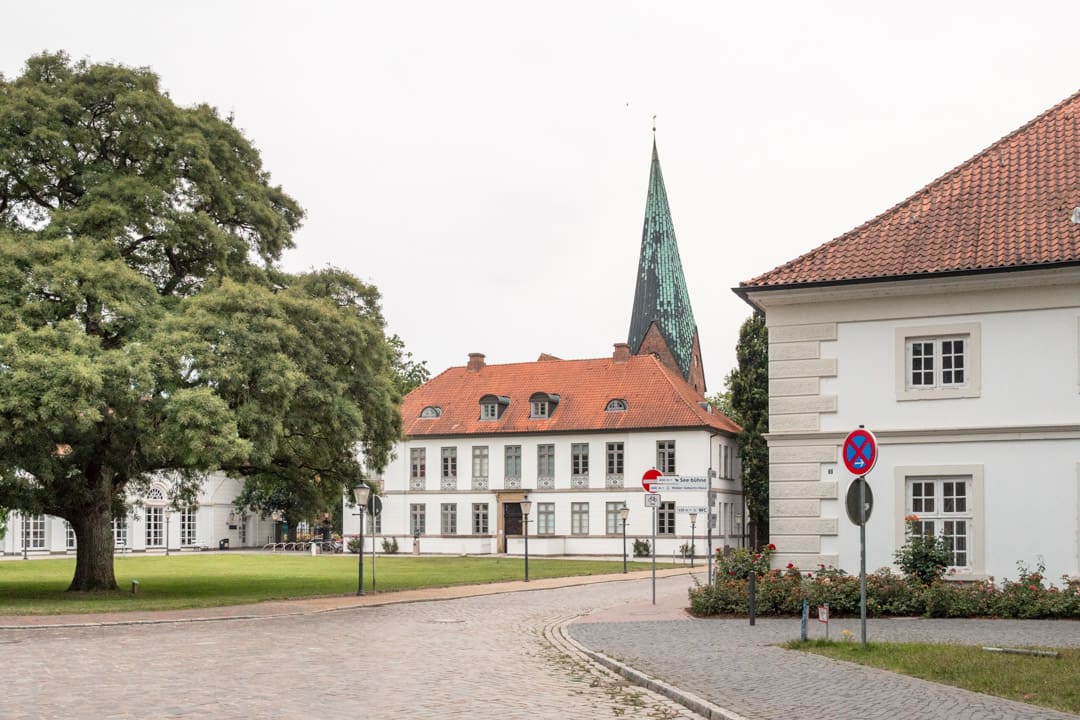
<box><xmin>401</xmin><ymin>354</ymin><xmax>740</xmax><ymax>438</ymax></box>
<box><xmin>740</xmin><ymin>89</ymin><xmax>1080</xmax><ymax>290</ymax></box>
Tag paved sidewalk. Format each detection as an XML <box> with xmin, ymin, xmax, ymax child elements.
<box><xmin>570</xmin><ymin>575</ymin><xmax>1080</xmax><ymax>720</ymax></box>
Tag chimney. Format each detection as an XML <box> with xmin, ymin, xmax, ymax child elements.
<box><xmin>467</xmin><ymin>353</ymin><xmax>486</xmax><ymax>372</ymax></box>
<box><xmin>613</xmin><ymin>343</ymin><xmax>631</xmax><ymax>363</ymax></box>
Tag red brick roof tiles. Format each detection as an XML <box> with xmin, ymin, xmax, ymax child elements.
<box><xmin>401</xmin><ymin>354</ymin><xmax>740</xmax><ymax>438</ymax></box>
<box><xmin>741</xmin><ymin>89</ymin><xmax>1080</xmax><ymax>289</ymax></box>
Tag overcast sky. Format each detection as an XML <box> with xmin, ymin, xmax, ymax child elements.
<box><xmin>5</xmin><ymin>2</ymin><xmax>1080</xmax><ymax>390</ymax></box>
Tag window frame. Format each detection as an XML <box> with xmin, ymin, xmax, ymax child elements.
<box><xmin>657</xmin><ymin>501</ymin><xmax>676</xmax><ymax>536</ymax></box>
<box><xmin>657</xmin><ymin>440</ymin><xmax>676</xmax><ymax>475</ymax></box>
<box><xmin>471</xmin><ymin>446</ymin><xmax>489</xmax><ymax>490</ymax></box>
<box><xmin>504</xmin><ymin>445</ymin><xmax>522</xmax><ymax>489</ymax></box>
<box><xmin>22</xmin><ymin>514</ymin><xmax>46</xmax><ymax>550</ymax></box>
<box><xmin>180</xmin><ymin>508</ymin><xmax>197</xmax><ymax>547</ymax></box>
<box><xmin>571</xmin><ymin>502</ymin><xmax>589</xmax><ymax>535</ymax></box>
<box><xmin>537</xmin><ymin>502</ymin><xmax>555</xmax><ymax>535</ymax></box>
<box><xmin>606</xmin><ymin>442</ymin><xmax>624</xmax><ymax>487</ymax></box>
<box><xmin>894</xmin><ymin>464</ymin><xmax>985</xmax><ymax>577</ymax></box>
<box><xmin>472</xmin><ymin>503</ymin><xmax>489</xmax><ymax>535</ymax></box>
<box><xmin>441</xmin><ymin>447</ymin><xmax>457</xmax><ymax>490</ymax></box>
<box><xmin>894</xmin><ymin>322</ymin><xmax>981</xmax><ymax>400</ymax></box>
<box><xmin>410</xmin><ymin>503</ymin><xmax>426</xmax><ymax>536</ymax></box>
<box><xmin>537</xmin><ymin>444</ymin><xmax>555</xmax><ymax>488</ymax></box>
<box><xmin>410</xmin><ymin>447</ymin><xmax>426</xmax><ymax>490</ymax></box>
<box><xmin>605</xmin><ymin>502</ymin><xmax>625</xmax><ymax>535</ymax></box>
<box><xmin>440</xmin><ymin>502</ymin><xmax>457</xmax><ymax>535</ymax></box>
<box><xmin>145</xmin><ymin>506</ymin><xmax>164</xmax><ymax>548</ymax></box>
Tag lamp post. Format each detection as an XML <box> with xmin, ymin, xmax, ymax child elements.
<box><xmin>353</xmin><ymin>484</ymin><xmax>371</xmax><ymax>596</ymax></box>
<box><xmin>688</xmin><ymin>512</ymin><xmax>698</xmax><ymax>568</ymax></box>
<box><xmin>165</xmin><ymin>509</ymin><xmax>171</xmax><ymax>556</ymax></box>
<box><xmin>619</xmin><ymin>505</ymin><xmax>630</xmax><ymax>573</ymax></box>
<box><xmin>520</xmin><ymin>496</ymin><xmax>532</xmax><ymax>582</ymax></box>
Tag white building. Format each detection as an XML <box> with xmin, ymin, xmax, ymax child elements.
<box><xmin>2</xmin><ymin>473</ymin><xmax>277</xmax><ymax>556</ymax></box>
<box><xmin>737</xmin><ymin>90</ymin><xmax>1080</xmax><ymax>582</ymax></box>
<box><xmin>347</xmin><ymin>138</ymin><xmax>744</xmax><ymax>559</ymax></box>
<box><xmin>348</xmin><ymin>348</ymin><xmax>742</xmax><ymax>559</ymax></box>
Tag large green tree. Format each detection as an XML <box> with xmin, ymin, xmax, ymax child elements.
<box><xmin>714</xmin><ymin>313</ymin><xmax>769</xmax><ymax>547</ymax></box>
<box><xmin>0</xmin><ymin>53</ymin><xmax>402</xmax><ymax>590</ymax></box>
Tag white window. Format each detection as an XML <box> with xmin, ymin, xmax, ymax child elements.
<box><xmin>146</xmin><ymin>507</ymin><xmax>164</xmax><ymax>547</ymax></box>
<box><xmin>571</xmin><ymin>502</ymin><xmax>589</xmax><ymax>535</ymax></box>
<box><xmin>605</xmin><ymin>398</ymin><xmax>628</xmax><ymax>412</ymax></box>
<box><xmin>180</xmin><ymin>509</ymin><xmax>197</xmax><ymax>547</ymax></box>
<box><xmin>481</xmin><ymin>403</ymin><xmax>498</xmax><ymax>420</ymax></box>
<box><xmin>537</xmin><ymin>444</ymin><xmax>555</xmax><ymax>488</ymax></box>
<box><xmin>65</xmin><ymin>521</ymin><xmax>76</xmax><ymax>550</ymax></box>
<box><xmin>472</xmin><ymin>503</ymin><xmax>489</xmax><ymax>534</ymax></box>
<box><xmin>441</xmin><ymin>447</ymin><xmax>457</xmax><ymax>490</ymax></box>
<box><xmin>895</xmin><ymin>323</ymin><xmax>981</xmax><ymax>400</ymax></box>
<box><xmin>410</xmin><ymin>448</ymin><xmax>426</xmax><ymax>490</ymax></box>
<box><xmin>472</xmin><ymin>446</ymin><xmax>489</xmax><ymax>490</ymax></box>
<box><xmin>657</xmin><ymin>440</ymin><xmax>676</xmax><ymax>474</ymax></box>
<box><xmin>605</xmin><ymin>502</ymin><xmax>625</xmax><ymax>534</ymax></box>
<box><xmin>657</xmin><ymin>501</ymin><xmax>675</xmax><ymax>535</ymax></box>
<box><xmin>113</xmin><ymin>516</ymin><xmax>128</xmax><ymax>549</ymax></box>
<box><xmin>571</xmin><ymin>443</ymin><xmax>589</xmax><ymax>488</ymax></box>
<box><xmin>440</xmin><ymin>503</ymin><xmax>457</xmax><ymax>535</ymax></box>
<box><xmin>504</xmin><ymin>445</ymin><xmax>521</xmax><ymax>488</ymax></box>
<box><xmin>420</xmin><ymin>406</ymin><xmax>442</xmax><ymax>418</ymax></box>
<box><xmin>537</xmin><ymin>503</ymin><xmax>555</xmax><ymax>535</ymax></box>
<box><xmin>22</xmin><ymin>514</ymin><xmax>45</xmax><ymax>549</ymax></box>
<box><xmin>530</xmin><ymin>400</ymin><xmax>549</xmax><ymax>418</ymax></box>
<box><xmin>907</xmin><ymin>477</ymin><xmax>973</xmax><ymax>569</ymax></box>
<box><xmin>410</xmin><ymin>504</ymin><xmax>426</xmax><ymax>535</ymax></box>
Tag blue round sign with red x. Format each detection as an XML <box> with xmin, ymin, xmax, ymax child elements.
<box><xmin>842</xmin><ymin>427</ymin><xmax>878</xmax><ymax>476</ymax></box>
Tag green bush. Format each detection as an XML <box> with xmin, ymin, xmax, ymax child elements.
<box><xmin>381</xmin><ymin>537</ymin><xmax>399</xmax><ymax>554</ymax></box>
<box><xmin>632</xmin><ymin>538</ymin><xmax>651</xmax><ymax>558</ymax></box>
<box><xmin>347</xmin><ymin>538</ymin><xmax>362</xmax><ymax>554</ymax></box>
<box><xmin>894</xmin><ymin>515</ymin><xmax>952</xmax><ymax>585</ymax></box>
<box><xmin>688</xmin><ymin>557</ymin><xmax>1080</xmax><ymax>620</ymax></box>
<box><xmin>716</xmin><ymin>544</ymin><xmax>774</xmax><ymax>579</ymax></box>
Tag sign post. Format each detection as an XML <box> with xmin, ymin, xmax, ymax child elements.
<box><xmin>842</xmin><ymin>426</ymin><xmax>878</xmax><ymax>647</ymax></box>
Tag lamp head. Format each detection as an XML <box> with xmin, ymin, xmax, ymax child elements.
<box><xmin>619</xmin><ymin>505</ymin><xmax>629</xmax><ymax>521</ymax></box>
<box><xmin>353</xmin><ymin>484</ymin><xmax>371</xmax><ymax>507</ymax></box>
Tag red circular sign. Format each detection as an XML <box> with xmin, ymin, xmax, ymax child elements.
<box><xmin>641</xmin><ymin>468</ymin><xmax>662</xmax><ymax>493</ymax></box>
<box><xmin>842</xmin><ymin>428</ymin><xmax>878</xmax><ymax>476</ymax></box>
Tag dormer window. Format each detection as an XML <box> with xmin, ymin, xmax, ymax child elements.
<box><xmin>479</xmin><ymin>394</ymin><xmax>510</xmax><ymax>421</ymax></box>
<box><xmin>420</xmin><ymin>406</ymin><xmax>442</xmax><ymax>419</ymax></box>
<box><xmin>605</xmin><ymin>399</ymin><xmax>628</xmax><ymax>412</ymax></box>
<box><xmin>529</xmin><ymin>392</ymin><xmax>560</xmax><ymax>419</ymax></box>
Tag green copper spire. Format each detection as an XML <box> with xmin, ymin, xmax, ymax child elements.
<box><xmin>627</xmin><ymin>139</ymin><xmax>703</xmax><ymax>391</ymax></box>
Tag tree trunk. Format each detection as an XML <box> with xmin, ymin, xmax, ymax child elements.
<box><xmin>65</xmin><ymin>468</ymin><xmax>117</xmax><ymax>591</ymax></box>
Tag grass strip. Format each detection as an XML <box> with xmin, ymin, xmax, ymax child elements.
<box><xmin>0</xmin><ymin>554</ymin><xmax>665</xmax><ymax>615</ymax></box>
<box><xmin>786</xmin><ymin>639</ymin><xmax>1080</xmax><ymax>715</ymax></box>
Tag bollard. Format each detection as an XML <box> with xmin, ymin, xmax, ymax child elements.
<box><xmin>748</xmin><ymin>572</ymin><xmax>756</xmax><ymax>626</ymax></box>
<box><xmin>131</xmin><ymin>579</ymin><xmax>139</xmax><ymax>594</ymax></box>
<box><xmin>801</xmin><ymin>599</ymin><xmax>809</xmax><ymax>641</ymax></box>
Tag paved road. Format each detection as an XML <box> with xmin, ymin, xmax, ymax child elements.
<box><xmin>1</xmin><ymin>575</ymin><xmax>700</xmax><ymax>720</ymax></box>
<box><xmin>572</xmin><ymin>588</ymin><xmax>1080</xmax><ymax>720</ymax></box>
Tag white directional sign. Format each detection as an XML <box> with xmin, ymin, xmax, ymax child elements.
<box><xmin>644</xmin><ymin>494</ymin><xmax>661</xmax><ymax>508</ymax></box>
<box><xmin>648</xmin><ymin>475</ymin><xmax>708</xmax><ymax>491</ymax></box>
<box><xmin>677</xmin><ymin>506</ymin><xmax>707</xmax><ymax>514</ymax></box>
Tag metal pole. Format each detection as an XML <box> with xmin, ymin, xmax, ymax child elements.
<box><xmin>859</xmin><ymin>475</ymin><xmax>867</xmax><ymax>647</ymax></box>
<box><xmin>690</xmin><ymin>520</ymin><xmax>696</xmax><ymax>568</ymax></box>
<box><xmin>523</xmin><ymin>513</ymin><xmax>529</xmax><ymax>582</ymax></box>
<box><xmin>622</xmin><ymin>517</ymin><xmax>627</xmax><ymax>573</ymax></box>
<box><xmin>748</xmin><ymin>571</ymin><xmax>757</xmax><ymax>626</ymax></box>
<box><xmin>22</xmin><ymin>513</ymin><xmax>28</xmax><ymax>560</ymax></box>
<box><xmin>165</xmin><ymin>512</ymin><xmax>170</xmax><ymax>556</ymax></box>
<box><xmin>651</xmin><ymin>503</ymin><xmax>656</xmax><ymax>605</ymax></box>
<box><xmin>371</xmin><ymin>508</ymin><xmax>377</xmax><ymax>594</ymax></box>
<box><xmin>357</xmin><ymin>508</ymin><xmax>365</xmax><ymax>596</ymax></box>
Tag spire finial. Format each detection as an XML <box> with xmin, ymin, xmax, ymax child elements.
<box><xmin>652</xmin><ymin>114</ymin><xmax>657</xmax><ymax>134</ymax></box>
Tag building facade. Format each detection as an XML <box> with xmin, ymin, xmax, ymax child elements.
<box><xmin>2</xmin><ymin>473</ymin><xmax>277</xmax><ymax>556</ymax></box>
<box><xmin>737</xmin><ymin>90</ymin><xmax>1080</xmax><ymax>581</ymax></box>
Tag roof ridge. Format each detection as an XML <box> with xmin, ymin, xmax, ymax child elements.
<box><xmin>741</xmin><ymin>87</ymin><xmax>1080</xmax><ymax>288</ymax></box>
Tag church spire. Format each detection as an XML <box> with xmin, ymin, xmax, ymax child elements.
<box><xmin>627</xmin><ymin>137</ymin><xmax>706</xmax><ymax>394</ymax></box>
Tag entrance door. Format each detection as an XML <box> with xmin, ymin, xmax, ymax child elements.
<box><xmin>504</xmin><ymin>502</ymin><xmax>522</xmax><ymax>536</ymax></box>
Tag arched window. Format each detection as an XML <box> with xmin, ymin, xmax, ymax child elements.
<box><xmin>420</xmin><ymin>406</ymin><xmax>442</xmax><ymax>419</ymax></box>
<box><xmin>605</xmin><ymin>399</ymin><xmax>628</xmax><ymax>412</ymax></box>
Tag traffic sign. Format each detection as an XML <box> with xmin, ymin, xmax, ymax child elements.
<box><xmin>367</xmin><ymin>496</ymin><xmax>383</xmax><ymax>517</ymax></box>
<box><xmin>648</xmin><ymin>475</ymin><xmax>708</xmax><ymax>491</ymax></box>
<box><xmin>644</xmin><ymin>493</ymin><xmax>661</xmax><ymax>508</ymax></box>
<box><xmin>845</xmin><ymin>476</ymin><xmax>874</xmax><ymax>525</ymax></box>
<box><xmin>642</xmin><ymin>468</ymin><xmax>662</xmax><ymax>493</ymax></box>
<box><xmin>842</xmin><ymin>427</ymin><xmax>878</xmax><ymax>476</ymax></box>
<box><xmin>677</xmin><ymin>506</ymin><xmax>707</xmax><ymax>514</ymax></box>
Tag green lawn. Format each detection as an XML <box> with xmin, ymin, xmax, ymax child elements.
<box><xmin>0</xmin><ymin>554</ymin><xmax>662</xmax><ymax>615</ymax></box>
<box><xmin>786</xmin><ymin>639</ymin><xmax>1080</xmax><ymax>715</ymax></box>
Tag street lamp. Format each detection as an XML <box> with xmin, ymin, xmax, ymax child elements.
<box><xmin>520</xmin><ymin>496</ymin><xmax>532</xmax><ymax>582</ymax></box>
<box><xmin>688</xmin><ymin>512</ymin><xmax>698</xmax><ymax>568</ymax></box>
<box><xmin>164</xmin><ymin>508</ymin><xmax>172</xmax><ymax>557</ymax></box>
<box><xmin>619</xmin><ymin>505</ymin><xmax>630</xmax><ymax>573</ymax></box>
<box><xmin>353</xmin><ymin>484</ymin><xmax>371</xmax><ymax>596</ymax></box>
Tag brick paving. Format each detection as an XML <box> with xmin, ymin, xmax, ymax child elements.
<box><xmin>571</xmin><ymin>575</ymin><xmax>1080</xmax><ymax>720</ymax></box>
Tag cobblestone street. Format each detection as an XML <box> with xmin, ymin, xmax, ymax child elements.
<box><xmin>2</xmin><ymin>575</ymin><xmax>698</xmax><ymax>720</ymax></box>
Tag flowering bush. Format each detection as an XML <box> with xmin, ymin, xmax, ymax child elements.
<box><xmin>689</xmin><ymin>556</ymin><xmax>1080</xmax><ymax>620</ymax></box>
<box><xmin>893</xmin><ymin>515</ymin><xmax>952</xmax><ymax>585</ymax></box>
<box><xmin>715</xmin><ymin>544</ymin><xmax>775</xmax><ymax>580</ymax></box>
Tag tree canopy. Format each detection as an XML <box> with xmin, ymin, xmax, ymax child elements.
<box><xmin>0</xmin><ymin>53</ymin><xmax>403</xmax><ymax>590</ymax></box>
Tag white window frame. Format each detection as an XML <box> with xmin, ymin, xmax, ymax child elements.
<box><xmin>472</xmin><ymin>503</ymin><xmax>489</xmax><ymax>535</ymax></box>
<box><xmin>65</xmin><ymin>520</ymin><xmax>77</xmax><ymax>550</ymax></box>
<box><xmin>22</xmin><ymin>514</ymin><xmax>46</xmax><ymax>550</ymax></box>
<box><xmin>440</xmin><ymin>503</ymin><xmax>457</xmax><ymax>535</ymax></box>
<box><xmin>895</xmin><ymin>322</ymin><xmax>981</xmax><ymax>400</ymax></box>
<box><xmin>180</xmin><ymin>508</ymin><xmax>197</xmax><ymax>547</ymax></box>
<box><xmin>480</xmin><ymin>403</ymin><xmax>498</xmax><ymax>420</ymax></box>
<box><xmin>410</xmin><ymin>448</ymin><xmax>426</xmax><ymax>490</ymax></box>
<box><xmin>657</xmin><ymin>440</ymin><xmax>676</xmax><ymax>475</ymax></box>
<box><xmin>145</xmin><ymin>506</ymin><xmax>164</xmax><ymax>548</ymax></box>
<box><xmin>410</xmin><ymin>504</ymin><xmax>426</xmax><ymax>535</ymax></box>
<box><xmin>537</xmin><ymin>444</ymin><xmax>555</xmax><ymax>488</ymax></box>
<box><xmin>472</xmin><ymin>446</ymin><xmax>489</xmax><ymax>489</ymax></box>
<box><xmin>530</xmin><ymin>400</ymin><xmax>549</xmax><ymax>418</ymax></box>
<box><xmin>571</xmin><ymin>502</ymin><xmax>589</xmax><ymax>535</ymax></box>
<box><xmin>504</xmin><ymin>445</ymin><xmax>522</xmax><ymax>488</ymax></box>
<box><xmin>537</xmin><ymin>503</ymin><xmax>555</xmax><ymax>535</ymax></box>
<box><xmin>113</xmin><ymin>516</ymin><xmax>128</xmax><ymax>549</ymax></box>
<box><xmin>894</xmin><ymin>464</ymin><xmax>985</xmax><ymax>578</ymax></box>
<box><xmin>657</xmin><ymin>501</ymin><xmax>675</xmax><ymax>536</ymax></box>
<box><xmin>605</xmin><ymin>502</ymin><xmax>624</xmax><ymax>535</ymax></box>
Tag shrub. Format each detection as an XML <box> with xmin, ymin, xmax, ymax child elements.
<box><xmin>893</xmin><ymin>515</ymin><xmax>951</xmax><ymax>585</ymax></box>
<box><xmin>347</xmin><ymin>538</ymin><xmax>362</xmax><ymax>554</ymax></box>
<box><xmin>632</xmin><ymin>538</ymin><xmax>651</xmax><ymax>558</ymax></box>
<box><xmin>381</xmin><ymin>537</ymin><xmax>399</xmax><ymax>554</ymax></box>
<box><xmin>716</xmin><ymin>544</ymin><xmax>774</xmax><ymax>580</ymax></box>
<box><xmin>679</xmin><ymin>542</ymin><xmax>696</xmax><ymax>559</ymax></box>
